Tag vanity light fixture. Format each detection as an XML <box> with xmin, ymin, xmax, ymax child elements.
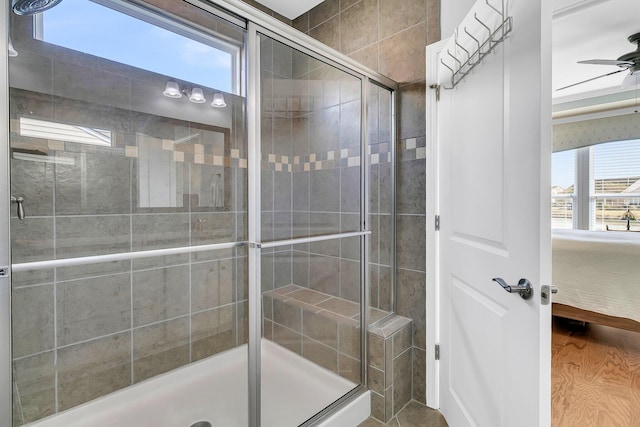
<box><xmin>163</xmin><ymin>81</ymin><xmax>223</xmax><ymax>107</ymax></box>
<box><xmin>211</xmin><ymin>92</ymin><xmax>226</xmax><ymax>108</ymax></box>
<box><xmin>189</xmin><ymin>87</ymin><xmax>206</xmax><ymax>103</ymax></box>
<box><xmin>163</xmin><ymin>81</ymin><xmax>182</xmax><ymax>98</ymax></box>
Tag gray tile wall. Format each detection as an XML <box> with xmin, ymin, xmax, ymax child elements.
<box><xmin>259</xmin><ymin>35</ymin><xmax>379</xmax><ymax>314</ymax></box>
<box><xmin>10</xmin><ymin>88</ymin><xmax>249</xmax><ymax>426</ymax></box>
<box><xmin>290</xmin><ymin>0</ymin><xmax>441</xmax><ymax>406</ymax></box>
<box><xmin>368</xmin><ymin>316</ymin><xmax>413</xmax><ymax>422</ymax></box>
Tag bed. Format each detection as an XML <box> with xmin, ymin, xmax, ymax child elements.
<box><xmin>552</xmin><ymin>229</ymin><xmax>640</xmax><ymax>332</ymax></box>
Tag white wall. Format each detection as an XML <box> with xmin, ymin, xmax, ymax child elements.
<box><xmin>440</xmin><ymin>0</ymin><xmax>476</xmax><ymax>38</ymax></box>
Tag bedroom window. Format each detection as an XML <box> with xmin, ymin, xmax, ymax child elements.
<box><xmin>591</xmin><ymin>140</ymin><xmax>640</xmax><ymax>231</ymax></box>
<box><xmin>552</xmin><ymin>139</ymin><xmax>640</xmax><ymax>231</ymax></box>
<box><xmin>552</xmin><ymin>150</ymin><xmax>575</xmax><ymax>229</ymax></box>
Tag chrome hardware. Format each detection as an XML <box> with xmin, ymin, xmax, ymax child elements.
<box><xmin>541</xmin><ymin>285</ymin><xmax>558</xmax><ymax>305</ymax></box>
<box><xmin>11</xmin><ymin>196</ymin><xmax>25</xmax><ymax>220</ymax></box>
<box><xmin>0</xmin><ymin>267</ymin><xmax>8</xmax><ymax>278</ymax></box>
<box><xmin>492</xmin><ymin>277</ymin><xmax>533</xmax><ymax>300</ymax></box>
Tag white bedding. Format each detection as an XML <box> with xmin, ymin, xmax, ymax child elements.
<box><xmin>552</xmin><ymin>229</ymin><xmax>640</xmax><ymax>323</ymax></box>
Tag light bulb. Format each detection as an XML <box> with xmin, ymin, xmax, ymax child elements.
<box><xmin>189</xmin><ymin>87</ymin><xmax>206</xmax><ymax>103</ymax></box>
<box><xmin>163</xmin><ymin>81</ymin><xmax>182</xmax><ymax>98</ymax></box>
<box><xmin>211</xmin><ymin>92</ymin><xmax>227</xmax><ymax>108</ymax></box>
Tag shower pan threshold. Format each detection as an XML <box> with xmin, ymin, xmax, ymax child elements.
<box><xmin>23</xmin><ymin>339</ymin><xmax>369</xmax><ymax>427</ymax></box>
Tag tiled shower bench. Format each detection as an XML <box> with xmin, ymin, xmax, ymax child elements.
<box><xmin>262</xmin><ymin>284</ymin><xmax>413</xmax><ymax>423</ymax></box>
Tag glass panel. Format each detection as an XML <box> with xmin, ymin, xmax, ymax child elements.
<box><xmin>261</xmin><ymin>237</ymin><xmax>362</xmax><ymax>426</ymax></box>
<box><xmin>551</xmin><ymin>149</ymin><xmax>575</xmax><ymax>229</ymax></box>
<box><xmin>591</xmin><ymin>140</ymin><xmax>640</xmax><ymax>231</ymax></box>
<box><xmin>9</xmin><ymin>1</ymin><xmax>247</xmax><ymax>425</ymax></box>
<box><xmin>259</xmin><ymin>36</ymin><xmax>362</xmax><ymax>243</ymax></box>
<box><xmin>368</xmin><ymin>83</ymin><xmax>393</xmax><ymax>316</ymax></box>
<box><xmin>258</xmin><ymin>33</ymin><xmax>364</xmax><ymax>425</ymax></box>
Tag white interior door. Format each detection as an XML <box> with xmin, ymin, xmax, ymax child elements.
<box><xmin>427</xmin><ymin>0</ymin><xmax>552</xmax><ymax>426</ymax></box>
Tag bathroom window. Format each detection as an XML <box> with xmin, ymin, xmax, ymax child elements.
<box><xmin>19</xmin><ymin>117</ymin><xmax>112</xmax><ymax>147</ymax></box>
<box><xmin>34</xmin><ymin>0</ymin><xmax>239</xmax><ymax>93</ymax></box>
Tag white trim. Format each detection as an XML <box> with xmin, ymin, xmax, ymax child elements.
<box><xmin>426</xmin><ymin>39</ymin><xmax>447</xmax><ymax>409</ymax></box>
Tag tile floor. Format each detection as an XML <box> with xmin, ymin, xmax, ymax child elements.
<box><xmin>359</xmin><ymin>400</ymin><xmax>449</xmax><ymax>427</ymax></box>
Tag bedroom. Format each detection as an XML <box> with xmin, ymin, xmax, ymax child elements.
<box><xmin>551</xmin><ymin>0</ymin><xmax>640</xmax><ymax>424</ymax></box>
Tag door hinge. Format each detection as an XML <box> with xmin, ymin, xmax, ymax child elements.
<box><xmin>0</xmin><ymin>266</ymin><xmax>8</xmax><ymax>278</ymax></box>
<box><xmin>435</xmin><ymin>215</ymin><xmax>440</xmax><ymax>231</ymax></box>
<box><xmin>429</xmin><ymin>84</ymin><xmax>441</xmax><ymax>102</ymax></box>
<box><xmin>435</xmin><ymin>344</ymin><xmax>440</xmax><ymax>361</ymax></box>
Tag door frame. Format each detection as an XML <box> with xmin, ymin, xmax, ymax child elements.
<box><xmin>425</xmin><ymin>39</ymin><xmax>447</xmax><ymax>409</ymax></box>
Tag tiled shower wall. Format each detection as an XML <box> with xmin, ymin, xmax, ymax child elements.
<box><xmin>258</xmin><ymin>35</ymin><xmax>371</xmax><ymax>380</ymax></box>
<box><xmin>8</xmin><ymin>4</ymin><xmax>248</xmax><ymax>425</ymax></box>
<box><xmin>259</xmin><ymin>34</ymin><xmax>393</xmax><ymax>313</ymax></box>
<box><xmin>289</xmin><ymin>0</ymin><xmax>442</xmax><ymax>406</ymax></box>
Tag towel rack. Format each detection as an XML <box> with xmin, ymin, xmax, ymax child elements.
<box><xmin>440</xmin><ymin>0</ymin><xmax>512</xmax><ymax>89</ymax></box>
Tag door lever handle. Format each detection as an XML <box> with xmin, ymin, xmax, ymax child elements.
<box><xmin>492</xmin><ymin>277</ymin><xmax>533</xmax><ymax>300</ymax></box>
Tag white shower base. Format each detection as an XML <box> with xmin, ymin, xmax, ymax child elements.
<box><xmin>26</xmin><ymin>339</ymin><xmax>369</xmax><ymax>427</ymax></box>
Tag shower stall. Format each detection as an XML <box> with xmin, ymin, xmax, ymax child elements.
<box><xmin>0</xmin><ymin>0</ymin><xmax>397</xmax><ymax>425</ymax></box>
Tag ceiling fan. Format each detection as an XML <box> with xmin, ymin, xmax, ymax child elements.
<box><xmin>557</xmin><ymin>31</ymin><xmax>640</xmax><ymax>91</ymax></box>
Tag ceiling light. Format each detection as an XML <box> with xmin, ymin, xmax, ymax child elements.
<box><xmin>8</xmin><ymin>38</ymin><xmax>17</xmax><ymax>57</ymax></box>
<box><xmin>189</xmin><ymin>87</ymin><xmax>206</xmax><ymax>103</ymax></box>
<box><xmin>211</xmin><ymin>92</ymin><xmax>226</xmax><ymax>108</ymax></box>
<box><xmin>163</xmin><ymin>81</ymin><xmax>182</xmax><ymax>98</ymax></box>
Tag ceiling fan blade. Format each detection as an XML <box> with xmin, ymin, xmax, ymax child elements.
<box><xmin>578</xmin><ymin>59</ymin><xmax>634</xmax><ymax>68</ymax></box>
<box><xmin>556</xmin><ymin>69</ymin><xmax>627</xmax><ymax>91</ymax></box>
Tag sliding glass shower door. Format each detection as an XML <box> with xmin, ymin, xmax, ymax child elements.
<box><xmin>252</xmin><ymin>29</ymin><xmax>369</xmax><ymax>426</ymax></box>
<box><xmin>7</xmin><ymin>1</ymin><xmax>249</xmax><ymax>425</ymax></box>
<box><xmin>2</xmin><ymin>1</ymin><xmax>397</xmax><ymax>426</ymax></box>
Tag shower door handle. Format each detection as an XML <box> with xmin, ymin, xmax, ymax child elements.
<box><xmin>11</xmin><ymin>196</ymin><xmax>25</xmax><ymax>220</ymax></box>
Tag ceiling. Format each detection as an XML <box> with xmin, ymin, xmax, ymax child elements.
<box><xmin>553</xmin><ymin>0</ymin><xmax>640</xmax><ymax>102</ymax></box>
<box><xmin>253</xmin><ymin>0</ymin><xmax>325</xmax><ymax>20</ymax></box>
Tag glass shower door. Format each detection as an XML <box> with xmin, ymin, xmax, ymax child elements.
<box><xmin>255</xmin><ymin>31</ymin><xmax>367</xmax><ymax>426</ymax></box>
<box><xmin>7</xmin><ymin>1</ymin><xmax>248</xmax><ymax>426</ymax></box>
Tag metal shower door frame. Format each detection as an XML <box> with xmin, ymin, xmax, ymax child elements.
<box><xmin>1</xmin><ymin>0</ymin><xmax>11</xmax><ymax>425</ymax></box>
<box><xmin>0</xmin><ymin>0</ymin><xmax>398</xmax><ymax>425</ymax></box>
<box><xmin>0</xmin><ymin>0</ymin><xmax>12</xmax><ymax>426</ymax></box>
<box><xmin>245</xmin><ymin>18</ymin><xmax>396</xmax><ymax>426</ymax></box>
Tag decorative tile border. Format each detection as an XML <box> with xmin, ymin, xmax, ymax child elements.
<box><xmin>14</xmin><ymin>132</ymin><xmax>422</xmax><ymax>170</ymax></box>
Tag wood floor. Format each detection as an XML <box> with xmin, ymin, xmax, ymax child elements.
<box><xmin>552</xmin><ymin>317</ymin><xmax>640</xmax><ymax>427</ymax></box>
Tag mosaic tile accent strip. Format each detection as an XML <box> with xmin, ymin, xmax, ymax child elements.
<box><xmin>398</xmin><ymin>137</ymin><xmax>427</xmax><ymax>162</ymax></box>
<box><xmin>15</xmin><ymin>133</ymin><xmax>422</xmax><ymax>170</ymax></box>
